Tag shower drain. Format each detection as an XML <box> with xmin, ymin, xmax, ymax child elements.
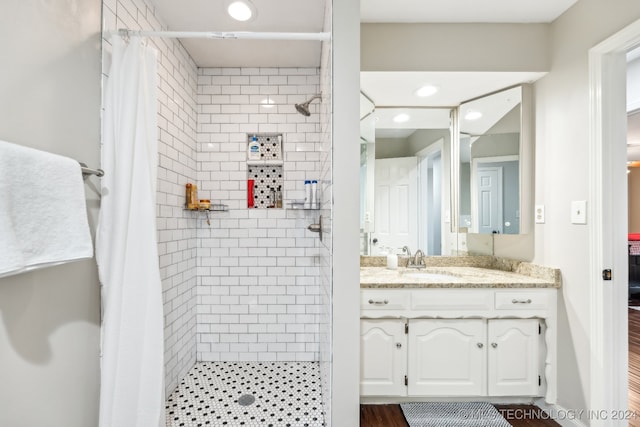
<box><xmin>237</xmin><ymin>394</ymin><xmax>255</xmax><ymax>406</ymax></box>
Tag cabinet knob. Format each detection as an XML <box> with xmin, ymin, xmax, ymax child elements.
<box><xmin>368</xmin><ymin>299</ymin><xmax>389</xmax><ymax>305</ymax></box>
<box><xmin>396</xmin><ymin>343</ymin><xmax>402</xmax><ymax>349</ymax></box>
<box><xmin>491</xmin><ymin>342</ymin><xmax>498</xmax><ymax>348</ymax></box>
<box><xmin>512</xmin><ymin>298</ymin><xmax>532</xmax><ymax>304</ymax></box>
<box><xmin>477</xmin><ymin>343</ymin><xmax>484</xmax><ymax>348</ymax></box>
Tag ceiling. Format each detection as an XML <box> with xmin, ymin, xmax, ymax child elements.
<box><xmin>148</xmin><ymin>0</ymin><xmax>579</xmax><ymax>68</ymax></box>
<box><xmin>148</xmin><ymin>0</ymin><xmax>327</xmax><ymax>68</ymax></box>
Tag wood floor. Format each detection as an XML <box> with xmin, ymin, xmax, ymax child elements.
<box><xmin>629</xmin><ymin>307</ymin><xmax>640</xmax><ymax>427</ymax></box>
<box><xmin>360</xmin><ymin>404</ymin><xmax>560</xmax><ymax>426</ymax></box>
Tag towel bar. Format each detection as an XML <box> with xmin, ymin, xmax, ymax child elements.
<box><xmin>79</xmin><ymin>162</ymin><xmax>104</xmax><ymax>177</ymax></box>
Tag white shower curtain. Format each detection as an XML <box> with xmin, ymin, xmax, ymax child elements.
<box><xmin>96</xmin><ymin>35</ymin><xmax>164</xmax><ymax>427</ymax></box>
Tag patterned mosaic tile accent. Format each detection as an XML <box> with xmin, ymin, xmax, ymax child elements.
<box><xmin>166</xmin><ymin>362</ymin><xmax>324</xmax><ymax>427</ymax></box>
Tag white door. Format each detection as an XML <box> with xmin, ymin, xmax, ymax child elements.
<box><xmin>487</xmin><ymin>319</ymin><xmax>541</xmax><ymax>396</ymax></box>
<box><xmin>360</xmin><ymin>319</ymin><xmax>407</xmax><ymax>396</ymax></box>
<box><xmin>373</xmin><ymin>157</ymin><xmax>418</xmax><ymax>255</ymax></box>
<box><xmin>477</xmin><ymin>167</ymin><xmax>503</xmax><ymax>234</ymax></box>
<box><xmin>408</xmin><ymin>319</ymin><xmax>485</xmax><ymax>396</ymax></box>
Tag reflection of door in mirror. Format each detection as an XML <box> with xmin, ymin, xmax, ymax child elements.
<box><xmin>372</xmin><ymin>157</ymin><xmax>418</xmax><ymax>255</ymax></box>
<box><xmin>472</xmin><ymin>157</ymin><xmax>519</xmax><ymax>234</ymax></box>
<box><xmin>459</xmin><ymin>86</ymin><xmax>523</xmax><ymax>236</ymax></box>
<box><xmin>477</xmin><ymin>166</ymin><xmax>502</xmax><ymax>234</ymax></box>
<box><xmin>361</xmin><ymin>107</ymin><xmax>452</xmax><ymax>256</ymax></box>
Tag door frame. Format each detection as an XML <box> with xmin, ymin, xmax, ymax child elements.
<box><xmin>416</xmin><ymin>139</ymin><xmax>444</xmax><ymax>254</ymax></box>
<box><xmin>588</xmin><ymin>18</ymin><xmax>640</xmax><ymax>425</ymax></box>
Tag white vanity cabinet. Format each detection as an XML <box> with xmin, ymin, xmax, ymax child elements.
<box><xmin>408</xmin><ymin>319</ymin><xmax>485</xmax><ymax>396</ymax></box>
<box><xmin>360</xmin><ymin>319</ymin><xmax>407</xmax><ymax>396</ymax></box>
<box><xmin>487</xmin><ymin>318</ymin><xmax>541</xmax><ymax>396</ymax></box>
<box><xmin>360</xmin><ymin>288</ymin><xmax>557</xmax><ymax>403</ymax></box>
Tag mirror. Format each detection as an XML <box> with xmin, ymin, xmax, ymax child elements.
<box><xmin>360</xmin><ymin>93</ymin><xmax>376</xmax><ymax>255</ymax></box>
<box><xmin>360</xmin><ymin>100</ymin><xmax>453</xmax><ymax>256</ymax></box>
<box><xmin>456</xmin><ymin>84</ymin><xmax>533</xmax><ymax>243</ymax></box>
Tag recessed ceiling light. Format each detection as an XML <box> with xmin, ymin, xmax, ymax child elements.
<box><xmin>415</xmin><ymin>85</ymin><xmax>438</xmax><ymax>97</ymax></box>
<box><xmin>393</xmin><ymin>113</ymin><xmax>410</xmax><ymax>123</ymax></box>
<box><xmin>227</xmin><ymin>0</ymin><xmax>256</xmax><ymax>22</ymax></box>
<box><xmin>465</xmin><ymin>111</ymin><xmax>483</xmax><ymax>121</ymax></box>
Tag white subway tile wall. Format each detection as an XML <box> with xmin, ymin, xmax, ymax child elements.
<box><xmin>102</xmin><ymin>0</ymin><xmax>199</xmax><ymax>396</ymax></box>
<box><xmin>102</xmin><ymin>0</ymin><xmax>330</xmax><ymax>400</ymax></box>
<box><xmin>196</xmin><ymin>67</ymin><xmax>322</xmax><ymax>362</ymax></box>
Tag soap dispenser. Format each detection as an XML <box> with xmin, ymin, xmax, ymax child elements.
<box><xmin>386</xmin><ymin>247</ymin><xmax>398</xmax><ymax>270</ymax></box>
<box><xmin>248</xmin><ymin>135</ymin><xmax>261</xmax><ymax>160</ymax></box>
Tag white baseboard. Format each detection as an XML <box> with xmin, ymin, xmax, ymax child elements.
<box><xmin>535</xmin><ymin>399</ymin><xmax>587</xmax><ymax>427</ymax></box>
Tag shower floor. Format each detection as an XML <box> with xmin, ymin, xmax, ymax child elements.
<box><xmin>166</xmin><ymin>361</ymin><xmax>325</xmax><ymax>427</ymax></box>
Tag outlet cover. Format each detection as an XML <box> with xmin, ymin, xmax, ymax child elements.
<box><xmin>571</xmin><ymin>200</ymin><xmax>587</xmax><ymax>224</ymax></box>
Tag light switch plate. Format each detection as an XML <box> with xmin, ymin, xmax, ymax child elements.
<box><xmin>571</xmin><ymin>200</ymin><xmax>587</xmax><ymax>224</ymax></box>
<box><xmin>535</xmin><ymin>205</ymin><xmax>545</xmax><ymax>224</ymax></box>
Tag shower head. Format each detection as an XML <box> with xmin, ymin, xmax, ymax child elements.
<box><xmin>295</xmin><ymin>94</ymin><xmax>322</xmax><ymax>116</ymax></box>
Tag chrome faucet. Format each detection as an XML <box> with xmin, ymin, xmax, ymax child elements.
<box><xmin>401</xmin><ymin>246</ymin><xmax>412</xmax><ymax>258</ymax></box>
<box><xmin>408</xmin><ymin>249</ymin><xmax>425</xmax><ymax>269</ymax></box>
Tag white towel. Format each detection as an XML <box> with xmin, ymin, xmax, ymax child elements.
<box><xmin>0</xmin><ymin>140</ymin><xmax>93</xmax><ymax>278</ymax></box>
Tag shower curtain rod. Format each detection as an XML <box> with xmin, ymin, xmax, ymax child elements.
<box><xmin>114</xmin><ymin>29</ymin><xmax>331</xmax><ymax>41</ymax></box>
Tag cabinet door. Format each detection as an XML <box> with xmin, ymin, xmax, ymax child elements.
<box><xmin>408</xmin><ymin>319</ymin><xmax>485</xmax><ymax>396</ymax></box>
<box><xmin>488</xmin><ymin>319</ymin><xmax>541</xmax><ymax>396</ymax></box>
<box><xmin>360</xmin><ymin>319</ymin><xmax>407</xmax><ymax>396</ymax></box>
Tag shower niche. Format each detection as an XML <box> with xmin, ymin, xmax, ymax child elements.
<box><xmin>247</xmin><ymin>133</ymin><xmax>284</xmax><ymax>209</ymax></box>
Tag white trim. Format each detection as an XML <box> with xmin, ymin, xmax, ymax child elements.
<box><xmin>535</xmin><ymin>400</ymin><xmax>587</xmax><ymax>427</ymax></box>
<box><xmin>588</xmin><ymin>18</ymin><xmax>640</xmax><ymax>427</ymax></box>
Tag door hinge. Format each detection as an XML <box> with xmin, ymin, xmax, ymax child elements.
<box><xmin>405</xmin><ymin>323</ymin><xmax>409</xmax><ymax>334</ymax></box>
<box><xmin>538</xmin><ymin>375</ymin><xmax>541</xmax><ymax>386</ymax></box>
<box><xmin>602</xmin><ymin>269</ymin><xmax>612</xmax><ymax>280</ymax></box>
<box><xmin>405</xmin><ymin>375</ymin><xmax>408</xmax><ymax>386</ymax></box>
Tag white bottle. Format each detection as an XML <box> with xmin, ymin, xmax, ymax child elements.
<box><xmin>304</xmin><ymin>180</ymin><xmax>312</xmax><ymax>209</ymax></box>
<box><xmin>386</xmin><ymin>248</ymin><xmax>398</xmax><ymax>270</ymax></box>
<box><xmin>248</xmin><ymin>135</ymin><xmax>260</xmax><ymax>160</ymax></box>
<box><xmin>311</xmin><ymin>180</ymin><xmax>318</xmax><ymax>209</ymax></box>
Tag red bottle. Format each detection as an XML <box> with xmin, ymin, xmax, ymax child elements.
<box><xmin>247</xmin><ymin>179</ymin><xmax>255</xmax><ymax>208</ymax></box>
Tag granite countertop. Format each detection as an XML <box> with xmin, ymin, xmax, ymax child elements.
<box><xmin>360</xmin><ymin>256</ymin><xmax>561</xmax><ymax>289</ymax></box>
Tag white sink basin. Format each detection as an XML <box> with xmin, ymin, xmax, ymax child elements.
<box><xmin>402</xmin><ymin>272</ymin><xmax>463</xmax><ymax>282</ymax></box>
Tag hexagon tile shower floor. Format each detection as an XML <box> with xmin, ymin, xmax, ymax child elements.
<box><xmin>166</xmin><ymin>361</ymin><xmax>325</xmax><ymax>426</ymax></box>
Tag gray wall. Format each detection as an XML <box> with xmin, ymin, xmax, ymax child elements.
<box><xmin>0</xmin><ymin>1</ymin><xmax>102</xmax><ymax>426</ymax></box>
<box><xmin>376</xmin><ymin>129</ymin><xmax>450</xmax><ymax>159</ymax></box>
<box><xmin>361</xmin><ymin>23</ymin><xmax>550</xmax><ymax>72</ymax></box>
<box><xmin>534</xmin><ymin>0</ymin><xmax>640</xmax><ymax>416</ymax></box>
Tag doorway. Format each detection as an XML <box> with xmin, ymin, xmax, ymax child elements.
<box><xmin>417</xmin><ymin>139</ymin><xmax>444</xmax><ymax>255</ymax></box>
<box><xmin>588</xmin><ymin>18</ymin><xmax>640</xmax><ymax>424</ymax></box>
